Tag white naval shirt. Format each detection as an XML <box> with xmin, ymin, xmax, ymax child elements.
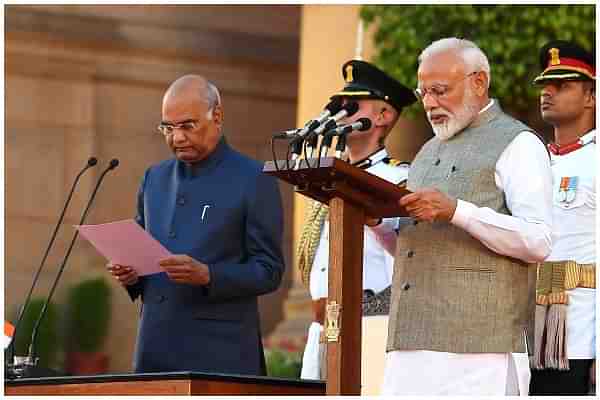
<box><xmin>300</xmin><ymin>148</ymin><xmax>408</xmax><ymax>381</ymax></box>
<box><xmin>547</xmin><ymin>129</ymin><xmax>596</xmax><ymax>360</ymax></box>
<box><xmin>309</xmin><ymin>148</ymin><xmax>409</xmax><ymax>299</ymax></box>
<box><xmin>382</xmin><ymin>99</ymin><xmax>553</xmax><ymax>396</ymax></box>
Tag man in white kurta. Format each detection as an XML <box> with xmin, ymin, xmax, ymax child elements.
<box><xmin>381</xmin><ymin>38</ymin><xmax>553</xmax><ymax>396</ymax></box>
<box><xmin>297</xmin><ymin>59</ymin><xmax>416</xmax><ymax>395</ymax></box>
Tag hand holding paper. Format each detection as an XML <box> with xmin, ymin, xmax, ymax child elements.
<box><xmin>107</xmin><ymin>263</ymin><xmax>139</xmax><ymax>286</ymax></box>
<box><xmin>399</xmin><ymin>188</ymin><xmax>458</xmax><ymax>223</ymax></box>
<box><xmin>76</xmin><ymin>219</ymin><xmax>171</xmax><ymax>277</ymax></box>
<box><xmin>159</xmin><ymin>255</ymin><xmax>211</xmax><ymax>286</ymax></box>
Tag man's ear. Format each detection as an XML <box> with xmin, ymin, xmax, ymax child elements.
<box><xmin>376</xmin><ymin>107</ymin><xmax>397</xmax><ymax>127</ymax></box>
<box><xmin>212</xmin><ymin>105</ymin><xmax>224</xmax><ymax>128</ymax></box>
<box><xmin>583</xmin><ymin>86</ymin><xmax>595</xmax><ymax>110</ymax></box>
<box><xmin>473</xmin><ymin>71</ymin><xmax>488</xmax><ymax>97</ymax></box>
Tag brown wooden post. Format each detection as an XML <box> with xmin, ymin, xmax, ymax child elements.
<box><xmin>326</xmin><ymin>197</ymin><xmax>364</xmax><ymax>395</ymax></box>
<box><xmin>263</xmin><ymin>157</ymin><xmax>409</xmax><ymax>395</ymax></box>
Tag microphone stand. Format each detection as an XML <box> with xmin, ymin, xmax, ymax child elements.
<box><xmin>334</xmin><ymin>133</ymin><xmax>347</xmax><ymax>159</ymax></box>
<box><xmin>6</xmin><ymin>159</ymin><xmax>119</xmax><ymax>379</ymax></box>
<box><xmin>289</xmin><ymin>137</ymin><xmax>303</xmax><ymax>171</ymax></box>
<box><xmin>294</xmin><ymin>101</ymin><xmax>356</xmax><ymax>170</ymax></box>
<box><xmin>319</xmin><ymin>130</ymin><xmax>336</xmax><ymax>159</ymax></box>
<box><xmin>5</xmin><ymin>157</ymin><xmax>97</xmax><ymax>378</ymax></box>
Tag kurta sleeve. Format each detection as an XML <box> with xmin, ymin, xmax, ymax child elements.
<box><xmin>450</xmin><ymin>131</ymin><xmax>553</xmax><ymax>263</ymax></box>
<box><xmin>205</xmin><ymin>171</ymin><xmax>285</xmax><ymax>301</ymax></box>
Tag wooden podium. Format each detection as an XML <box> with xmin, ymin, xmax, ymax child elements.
<box><xmin>5</xmin><ymin>372</ymin><xmax>325</xmax><ymax>395</ymax></box>
<box><xmin>264</xmin><ymin>157</ymin><xmax>409</xmax><ymax>395</ymax></box>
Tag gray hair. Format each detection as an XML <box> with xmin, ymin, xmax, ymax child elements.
<box><xmin>204</xmin><ymin>81</ymin><xmax>221</xmax><ymax>119</ymax></box>
<box><xmin>418</xmin><ymin>38</ymin><xmax>491</xmax><ymax>89</ymax></box>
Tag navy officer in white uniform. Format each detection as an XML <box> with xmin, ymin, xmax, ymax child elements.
<box><xmin>297</xmin><ymin>60</ymin><xmax>416</xmax><ymax>394</ymax></box>
<box><xmin>108</xmin><ymin>75</ymin><xmax>284</xmax><ymax>375</ymax></box>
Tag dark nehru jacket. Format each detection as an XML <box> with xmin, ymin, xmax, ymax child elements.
<box><xmin>127</xmin><ymin>136</ymin><xmax>284</xmax><ymax>375</ymax></box>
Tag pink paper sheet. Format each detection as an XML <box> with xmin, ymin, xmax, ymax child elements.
<box><xmin>76</xmin><ymin>219</ymin><xmax>170</xmax><ymax>276</ymax></box>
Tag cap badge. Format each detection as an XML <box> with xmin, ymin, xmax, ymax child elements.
<box><xmin>345</xmin><ymin>64</ymin><xmax>354</xmax><ymax>83</ymax></box>
<box><xmin>549</xmin><ymin>48</ymin><xmax>560</xmax><ymax>66</ymax></box>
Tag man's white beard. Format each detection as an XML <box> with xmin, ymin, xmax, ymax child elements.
<box><xmin>427</xmin><ymin>89</ymin><xmax>480</xmax><ymax>141</ymax></box>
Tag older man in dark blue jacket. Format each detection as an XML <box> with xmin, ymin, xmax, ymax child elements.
<box><xmin>108</xmin><ymin>75</ymin><xmax>284</xmax><ymax>375</ymax></box>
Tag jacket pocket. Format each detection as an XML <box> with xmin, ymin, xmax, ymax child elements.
<box><xmin>142</xmin><ymin>293</ymin><xmax>167</xmax><ymax>304</ymax></box>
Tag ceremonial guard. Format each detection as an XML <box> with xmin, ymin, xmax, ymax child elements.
<box><xmin>530</xmin><ymin>40</ymin><xmax>596</xmax><ymax>396</ymax></box>
<box><xmin>296</xmin><ymin>60</ymin><xmax>416</xmax><ymax>394</ymax></box>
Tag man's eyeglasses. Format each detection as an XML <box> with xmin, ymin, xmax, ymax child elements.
<box><xmin>414</xmin><ymin>71</ymin><xmax>479</xmax><ymax>102</ymax></box>
<box><xmin>156</xmin><ymin>120</ymin><xmax>200</xmax><ymax>137</ymax></box>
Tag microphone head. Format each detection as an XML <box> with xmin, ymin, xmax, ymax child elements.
<box><xmin>343</xmin><ymin>101</ymin><xmax>359</xmax><ymax>117</ymax></box>
<box><xmin>324</xmin><ymin>97</ymin><xmax>343</xmax><ymax>115</ymax></box>
<box><xmin>87</xmin><ymin>157</ymin><xmax>98</xmax><ymax>167</ymax></box>
<box><xmin>357</xmin><ymin>117</ymin><xmax>372</xmax><ymax>131</ymax></box>
<box><xmin>108</xmin><ymin>159</ymin><xmax>120</xmax><ymax>170</ymax></box>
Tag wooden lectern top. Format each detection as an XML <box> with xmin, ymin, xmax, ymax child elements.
<box><xmin>5</xmin><ymin>371</ymin><xmax>325</xmax><ymax>395</ymax></box>
<box><xmin>263</xmin><ymin>157</ymin><xmax>410</xmax><ymax>218</ymax></box>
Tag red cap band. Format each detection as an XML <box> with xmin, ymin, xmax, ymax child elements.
<box><xmin>547</xmin><ymin>57</ymin><xmax>595</xmax><ymax>77</ymax></box>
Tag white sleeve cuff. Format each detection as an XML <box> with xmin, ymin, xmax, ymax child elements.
<box><xmin>368</xmin><ymin>217</ymin><xmax>398</xmax><ymax>235</ymax></box>
<box><xmin>450</xmin><ymin>199</ymin><xmax>477</xmax><ymax>230</ymax></box>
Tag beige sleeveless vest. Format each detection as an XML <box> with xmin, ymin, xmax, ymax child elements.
<box><xmin>387</xmin><ymin>101</ymin><xmax>537</xmax><ymax>354</ymax></box>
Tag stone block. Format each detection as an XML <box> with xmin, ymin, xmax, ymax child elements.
<box><xmin>5</xmin><ymin>75</ymin><xmax>94</xmax><ymax>126</ymax></box>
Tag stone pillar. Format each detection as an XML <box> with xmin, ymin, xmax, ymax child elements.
<box><xmin>266</xmin><ymin>5</ymin><xmax>366</xmax><ymax>349</ymax></box>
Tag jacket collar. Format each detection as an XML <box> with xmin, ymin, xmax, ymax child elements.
<box><xmin>468</xmin><ymin>99</ymin><xmax>502</xmax><ymax>130</ymax></box>
<box><xmin>177</xmin><ymin>135</ymin><xmax>229</xmax><ymax>178</ymax></box>
<box><xmin>549</xmin><ymin>129</ymin><xmax>596</xmax><ymax>156</ymax></box>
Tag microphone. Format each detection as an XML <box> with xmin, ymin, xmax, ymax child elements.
<box><xmin>292</xmin><ymin>101</ymin><xmax>358</xmax><ymax>146</ymax></box>
<box><xmin>271</xmin><ymin>100</ymin><xmax>342</xmax><ymax>168</ymax></box>
<box><xmin>319</xmin><ymin>118</ymin><xmax>372</xmax><ymax>158</ymax></box>
<box><xmin>274</xmin><ymin>99</ymin><xmax>342</xmax><ymax>140</ymax></box>
<box><xmin>25</xmin><ymin>159</ymin><xmax>119</xmax><ymax>371</ymax></box>
<box><xmin>5</xmin><ymin>157</ymin><xmax>98</xmax><ymax>371</ymax></box>
<box><xmin>294</xmin><ymin>101</ymin><xmax>360</xmax><ymax>167</ymax></box>
<box><xmin>285</xmin><ymin>98</ymin><xmax>343</xmax><ymax>164</ymax></box>
<box><xmin>331</xmin><ymin>117</ymin><xmax>372</xmax><ymax>136</ymax></box>
<box><xmin>309</xmin><ymin>101</ymin><xmax>360</xmax><ymax>140</ymax></box>
<box><xmin>294</xmin><ymin>97</ymin><xmax>343</xmax><ymax>138</ymax></box>
<box><xmin>335</xmin><ymin>118</ymin><xmax>371</xmax><ymax>158</ymax></box>
<box><xmin>272</xmin><ymin>128</ymin><xmax>300</xmax><ymax>140</ymax></box>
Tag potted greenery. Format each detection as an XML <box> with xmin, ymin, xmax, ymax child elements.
<box><xmin>265</xmin><ymin>348</ymin><xmax>302</xmax><ymax>379</ymax></box>
<box><xmin>64</xmin><ymin>277</ymin><xmax>112</xmax><ymax>375</ymax></box>
<box><xmin>264</xmin><ymin>338</ymin><xmax>303</xmax><ymax>379</ymax></box>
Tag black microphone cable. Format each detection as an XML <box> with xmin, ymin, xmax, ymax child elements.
<box><xmin>270</xmin><ymin>129</ymin><xmax>300</xmax><ymax>172</ymax></box>
<box><xmin>318</xmin><ymin>118</ymin><xmax>372</xmax><ymax>167</ymax></box>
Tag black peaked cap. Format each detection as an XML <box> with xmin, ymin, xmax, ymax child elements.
<box><xmin>331</xmin><ymin>60</ymin><xmax>417</xmax><ymax>112</ymax></box>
